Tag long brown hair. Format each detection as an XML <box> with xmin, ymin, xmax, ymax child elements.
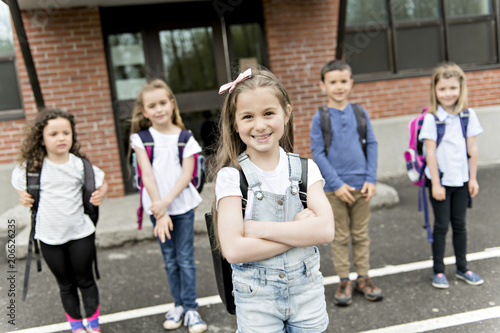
<box><xmin>429</xmin><ymin>62</ymin><xmax>468</xmax><ymax>115</ymax></box>
<box><xmin>210</xmin><ymin>66</ymin><xmax>294</xmax><ymax>252</ymax></box>
<box><xmin>18</xmin><ymin>108</ymin><xmax>84</xmax><ymax>172</ymax></box>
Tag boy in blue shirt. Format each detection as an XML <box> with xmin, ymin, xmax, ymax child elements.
<box><xmin>310</xmin><ymin>59</ymin><xmax>382</xmax><ymax>306</ymax></box>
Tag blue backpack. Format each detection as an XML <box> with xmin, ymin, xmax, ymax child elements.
<box><xmin>132</xmin><ymin>129</ymin><xmax>206</xmax><ymax>229</ymax></box>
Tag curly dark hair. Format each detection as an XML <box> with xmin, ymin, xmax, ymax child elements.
<box><xmin>18</xmin><ymin>108</ymin><xmax>85</xmax><ymax>172</ymax></box>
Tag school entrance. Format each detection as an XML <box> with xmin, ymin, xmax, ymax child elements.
<box><xmin>100</xmin><ymin>1</ymin><xmax>268</xmax><ymax>192</ymax></box>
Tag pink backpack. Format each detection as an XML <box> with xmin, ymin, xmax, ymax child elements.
<box><xmin>403</xmin><ymin>107</ymin><xmax>469</xmax><ymax>243</ymax></box>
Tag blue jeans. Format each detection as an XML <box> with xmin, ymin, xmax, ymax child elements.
<box><xmin>150</xmin><ymin>209</ymin><xmax>198</xmax><ymax>310</ymax></box>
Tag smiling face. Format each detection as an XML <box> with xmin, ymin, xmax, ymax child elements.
<box><xmin>42</xmin><ymin>117</ymin><xmax>73</xmax><ymax>161</ymax></box>
<box><xmin>320</xmin><ymin>69</ymin><xmax>353</xmax><ymax>109</ymax></box>
<box><xmin>435</xmin><ymin>77</ymin><xmax>461</xmax><ymax>113</ymax></box>
<box><xmin>235</xmin><ymin>87</ymin><xmax>290</xmax><ymax>158</ymax></box>
<box><xmin>141</xmin><ymin>88</ymin><xmax>175</xmax><ymax>129</ymax></box>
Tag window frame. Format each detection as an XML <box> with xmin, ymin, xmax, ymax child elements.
<box><xmin>0</xmin><ymin>4</ymin><xmax>24</xmax><ymax>120</ymax></box>
<box><xmin>341</xmin><ymin>0</ymin><xmax>500</xmax><ymax>82</ymax></box>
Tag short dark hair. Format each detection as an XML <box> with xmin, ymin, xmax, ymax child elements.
<box><xmin>320</xmin><ymin>59</ymin><xmax>352</xmax><ymax>81</ymax></box>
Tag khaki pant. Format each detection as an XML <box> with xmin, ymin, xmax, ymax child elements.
<box><xmin>326</xmin><ymin>190</ymin><xmax>371</xmax><ymax>278</ymax></box>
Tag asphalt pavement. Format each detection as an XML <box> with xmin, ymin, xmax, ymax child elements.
<box><xmin>1</xmin><ymin>164</ymin><xmax>499</xmax><ymax>333</ymax></box>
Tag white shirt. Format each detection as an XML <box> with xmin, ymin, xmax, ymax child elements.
<box><xmin>11</xmin><ymin>154</ymin><xmax>105</xmax><ymax>245</ymax></box>
<box><xmin>130</xmin><ymin>127</ymin><xmax>202</xmax><ymax>215</ymax></box>
<box><xmin>419</xmin><ymin>106</ymin><xmax>483</xmax><ymax>186</ymax></box>
<box><xmin>215</xmin><ymin>147</ymin><xmax>324</xmax><ymax>220</ymax></box>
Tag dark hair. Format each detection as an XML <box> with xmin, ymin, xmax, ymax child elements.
<box><xmin>320</xmin><ymin>59</ymin><xmax>352</xmax><ymax>81</ymax></box>
<box><xmin>18</xmin><ymin>108</ymin><xmax>84</xmax><ymax>172</ymax></box>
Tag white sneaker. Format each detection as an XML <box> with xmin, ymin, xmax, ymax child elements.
<box><xmin>184</xmin><ymin>310</ymin><xmax>207</xmax><ymax>333</ymax></box>
<box><xmin>163</xmin><ymin>305</ymin><xmax>184</xmax><ymax>330</ymax></box>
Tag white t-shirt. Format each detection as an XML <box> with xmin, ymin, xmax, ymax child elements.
<box><xmin>419</xmin><ymin>106</ymin><xmax>483</xmax><ymax>186</ymax></box>
<box><xmin>130</xmin><ymin>127</ymin><xmax>202</xmax><ymax>215</ymax></box>
<box><xmin>11</xmin><ymin>154</ymin><xmax>105</xmax><ymax>245</ymax></box>
<box><xmin>215</xmin><ymin>147</ymin><xmax>324</xmax><ymax>220</ymax></box>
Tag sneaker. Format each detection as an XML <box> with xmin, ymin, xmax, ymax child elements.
<box><xmin>72</xmin><ymin>329</ymin><xmax>87</xmax><ymax>333</ymax></box>
<box><xmin>355</xmin><ymin>276</ymin><xmax>383</xmax><ymax>301</ymax></box>
<box><xmin>86</xmin><ymin>326</ymin><xmax>101</xmax><ymax>333</ymax></box>
<box><xmin>432</xmin><ymin>272</ymin><xmax>450</xmax><ymax>289</ymax></box>
<box><xmin>456</xmin><ymin>270</ymin><xmax>484</xmax><ymax>286</ymax></box>
<box><xmin>184</xmin><ymin>310</ymin><xmax>207</xmax><ymax>333</ymax></box>
<box><xmin>333</xmin><ymin>280</ymin><xmax>353</xmax><ymax>306</ymax></box>
<box><xmin>163</xmin><ymin>305</ymin><xmax>184</xmax><ymax>330</ymax></box>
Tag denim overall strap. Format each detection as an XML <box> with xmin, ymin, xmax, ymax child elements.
<box><xmin>287</xmin><ymin>153</ymin><xmax>301</xmax><ymax>196</ymax></box>
<box><xmin>238</xmin><ymin>153</ymin><xmax>264</xmax><ymax>200</ymax></box>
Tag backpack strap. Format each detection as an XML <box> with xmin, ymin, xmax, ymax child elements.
<box><xmin>319</xmin><ymin>104</ymin><xmax>367</xmax><ymax>158</ymax></box>
<box><xmin>319</xmin><ymin>106</ymin><xmax>332</xmax><ymax>155</ymax></box>
<box><xmin>23</xmin><ymin>162</ymin><xmax>42</xmax><ymax>300</ymax></box>
<box><xmin>81</xmin><ymin>158</ymin><xmax>100</xmax><ymax>280</ymax></box>
<box><xmin>137</xmin><ymin>129</ymin><xmax>155</xmax><ymax>162</ymax></box>
<box><xmin>178</xmin><ymin>129</ymin><xmax>193</xmax><ymax>166</ymax></box>
<box><xmin>82</xmin><ymin>158</ymin><xmax>98</xmax><ymax>225</ymax></box>
<box><xmin>351</xmin><ymin>103</ymin><xmax>367</xmax><ymax>158</ymax></box>
<box><xmin>136</xmin><ymin>129</ymin><xmax>154</xmax><ymax>230</ymax></box>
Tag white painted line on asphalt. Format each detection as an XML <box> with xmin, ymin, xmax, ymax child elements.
<box><xmin>6</xmin><ymin>247</ymin><xmax>500</xmax><ymax>333</ymax></box>
<box><xmin>358</xmin><ymin>305</ymin><xmax>500</xmax><ymax>333</ymax></box>
<box><xmin>324</xmin><ymin>246</ymin><xmax>500</xmax><ymax>285</ymax></box>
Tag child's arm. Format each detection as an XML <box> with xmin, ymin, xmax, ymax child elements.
<box><xmin>135</xmin><ymin>146</ymin><xmax>173</xmax><ymax>241</ymax></box>
<box><xmin>90</xmin><ymin>180</ymin><xmax>108</xmax><ymax>206</ymax></box>
<box><xmin>218</xmin><ymin>195</ymin><xmax>292</xmax><ymax>264</ymax></box>
<box><xmin>243</xmin><ymin>180</ymin><xmax>335</xmax><ymax>247</ymax></box>
<box><xmin>15</xmin><ymin>189</ymin><xmax>34</xmax><ymax>208</ymax></box>
<box><xmin>360</xmin><ymin>182</ymin><xmax>376</xmax><ymax>202</ymax></box>
<box><xmin>424</xmin><ymin>139</ymin><xmax>445</xmax><ymax>201</ymax></box>
<box><xmin>467</xmin><ymin>136</ymin><xmax>479</xmax><ymax>198</ymax></box>
<box><xmin>149</xmin><ymin>155</ymin><xmax>194</xmax><ymax>218</ymax></box>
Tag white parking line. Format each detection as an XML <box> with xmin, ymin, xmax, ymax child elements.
<box><xmin>6</xmin><ymin>247</ymin><xmax>500</xmax><ymax>333</ymax></box>
<box><xmin>358</xmin><ymin>306</ymin><xmax>500</xmax><ymax>333</ymax></box>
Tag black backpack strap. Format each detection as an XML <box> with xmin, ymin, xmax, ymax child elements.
<box><xmin>299</xmin><ymin>157</ymin><xmax>308</xmax><ymax>209</ymax></box>
<box><xmin>178</xmin><ymin>129</ymin><xmax>193</xmax><ymax>166</ymax></box>
<box><xmin>319</xmin><ymin>106</ymin><xmax>332</xmax><ymax>155</ymax></box>
<box><xmin>352</xmin><ymin>103</ymin><xmax>367</xmax><ymax>158</ymax></box>
<box><xmin>239</xmin><ymin>168</ymin><xmax>249</xmax><ymax>217</ymax></box>
<box><xmin>82</xmin><ymin>158</ymin><xmax>98</xmax><ymax>225</ymax></box>
<box><xmin>81</xmin><ymin>158</ymin><xmax>100</xmax><ymax>280</ymax></box>
<box><xmin>23</xmin><ymin>163</ymin><xmax>42</xmax><ymax>301</ymax></box>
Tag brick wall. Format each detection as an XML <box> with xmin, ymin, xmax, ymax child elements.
<box><xmin>3</xmin><ymin>6</ymin><xmax>124</xmax><ymax>197</ymax></box>
<box><xmin>263</xmin><ymin>0</ymin><xmax>500</xmax><ymax>158</ymax></box>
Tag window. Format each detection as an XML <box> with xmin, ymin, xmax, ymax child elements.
<box><xmin>159</xmin><ymin>27</ymin><xmax>218</xmax><ymax>94</ymax></box>
<box><xmin>341</xmin><ymin>0</ymin><xmax>499</xmax><ymax>77</ymax></box>
<box><xmin>0</xmin><ymin>2</ymin><xmax>23</xmax><ymax>119</ymax></box>
<box><xmin>108</xmin><ymin>33</ymin><xmax>147</xmax><ymax>101</ymax></box>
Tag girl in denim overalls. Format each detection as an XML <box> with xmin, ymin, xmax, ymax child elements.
<box><xmin>213</xmin><ymin>67</ymin><xmax>335</xmax><ymax>333</ymax></box>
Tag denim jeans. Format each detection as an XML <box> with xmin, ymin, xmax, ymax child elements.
<box><xmin>150</xmin><ymin>209</ymin><xmax>198</xmax><ymax>310</ymax></box>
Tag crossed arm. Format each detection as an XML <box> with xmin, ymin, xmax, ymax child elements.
<box><xmin>218</xmin><ymin>180</ymin><xmax>335</xmax><ymax>264</ymax></box>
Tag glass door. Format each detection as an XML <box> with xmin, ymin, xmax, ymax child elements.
<box><xmin>101</xmin><ymin>1</ymin><xmax>266</xmax><ymax>192</ymax></box>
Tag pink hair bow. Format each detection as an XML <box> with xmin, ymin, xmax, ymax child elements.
<box><xmin>218</xmin><ymin>68</ymin><xmax>252</xmax><ymax>94</ymax></box>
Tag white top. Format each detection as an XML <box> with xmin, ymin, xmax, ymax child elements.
<box><xmin>215</xmin><ymin>147</ymin><xmax>324</xmax><ymax>220</ymax></box>
<box><xmin>11</xmin><ymin>154</ymin><xmax>105</xmax><ymax>245</ymax></box>
<box><xmin>130</xmin><ymin>127</ymin><xmax>202</xmax><ymax>215</ymax></box>
<box><xmin>419</xmin><ymin>106</ymin><xmax>483</xmax><ymax>186</ymax></box>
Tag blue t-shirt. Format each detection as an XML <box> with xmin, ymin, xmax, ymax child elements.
<box><xmin>310</xmin><ymin>103</ymin><xmax>378</xmax><ymax>192</ymax></box>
